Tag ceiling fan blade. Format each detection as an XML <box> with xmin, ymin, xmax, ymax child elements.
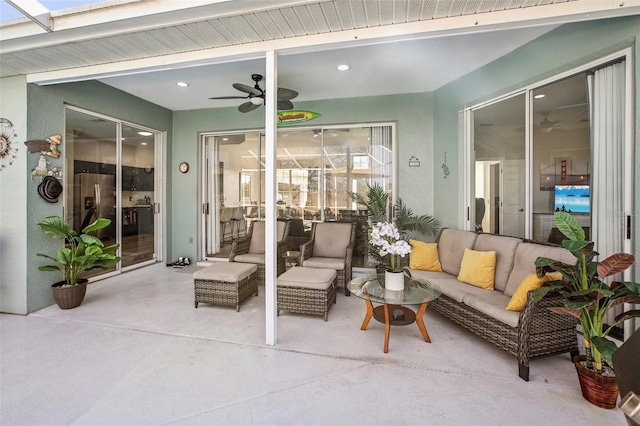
<box><xmin>277</xmin><ymin>100</ymin><xmax>294</xmax><ymax>110</ymax></box>
<box><xmin>233</xmin><ymin>83</ymin><xmax>262</xmax><ymax>96</ymax></box>
<box><xmin>238</xmin><ymin>102</ymin><xmax>261</xmax><ymax>113</ymax></box>
<box><xmin>555</xmin><ymin>102</ymin><xmax>587</xmax><ymax>110</ymax></box>
<box><xmin>208</xmin><ymin>95</ymin><xmax>248</xmax><ymax>100</ymax></box>
<box><xmin>277</xmin><ymin>87</ymin><xmax>298</xmax><ymax>101</ymax></box>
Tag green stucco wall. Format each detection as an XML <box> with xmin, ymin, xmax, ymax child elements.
<box><xmin>171</xmin><ymin>92</ymin><xmax>434</xmax><ymax>261</ymax></box>
<box><xmin>21</xmin><ymin>81</ymin><xmax>173</xmax><ymax>313</ymax></box>
<box><xmin>433</xmin><ymin>16</ymin><xmax>640</xmax><ymax>330</ymax></box>
<box><xmin>433</xmin><ymin>16</ymin><xmax>640</xmax><ymax>232</ymax></box>
<box><xmin>0</xmin><ymin>76</ymin><xmax>28</xmax><ymax>314</ymax></box>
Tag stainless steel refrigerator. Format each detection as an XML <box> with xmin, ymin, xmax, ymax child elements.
<box><xmin>74</xmin><ymin>173</ymin><xmax>116</xmax><ymax>239</ymax></box>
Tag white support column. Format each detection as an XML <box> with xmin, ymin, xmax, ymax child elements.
<box><xmin>264</xmin><ymin>50</ymin><xmax>278</xmax><ymax>346</ymax></box>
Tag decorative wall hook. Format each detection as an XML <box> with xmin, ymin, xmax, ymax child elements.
<box><xmin>442</xmin><ymin>152</ymin><xmax>450</xmax><ymax>178</ymax></box>
<box><xmin>408</xmin><ymin>156</ymin><xmax>420</xmax><ymax>167</ymax></box>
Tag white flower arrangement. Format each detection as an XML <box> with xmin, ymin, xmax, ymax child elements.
<box><xmin>370</xmin><ymin>221</ymin><xmax>412</xmax><ymax>273</ymax></box>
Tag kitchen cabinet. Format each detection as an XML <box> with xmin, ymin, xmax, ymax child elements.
<box><xmin>137</xmin><ymin>206</ymin><xmax>154</xmax><ymax>234</ymax></box>
<box><xmin>122</xmin><ymin>166</ymin><xmax>153</xmax><ymax>191</ymax></box>
<box><xmin>122</xmin><ymin>206</ymin><xmax>154</xmax><ymax>236</ymax></box>
<box><xmin>138</xmin><ymin>169</ymin><xmax>154</xmax><ymax>191</ymax></box>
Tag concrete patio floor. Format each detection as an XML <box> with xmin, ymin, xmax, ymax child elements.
<box><xmin>0</xmin><ymin>262</ymin><xmax>625</xmax><ymax>425</ymax></box>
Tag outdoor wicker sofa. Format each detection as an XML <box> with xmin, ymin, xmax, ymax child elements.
<box><xmin>408</xmin><ymin>228</ymin><xmax>579</xmax><ymax>381</ymax></box>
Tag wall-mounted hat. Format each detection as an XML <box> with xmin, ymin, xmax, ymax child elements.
<box><xmin>37</xmin><ymin>176</ymin><xmax>63</xmax><ymax>203</ymax></box>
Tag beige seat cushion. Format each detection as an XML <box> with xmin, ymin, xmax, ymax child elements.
<box><xmin>409</xmin><ymin>270</ymin><xmax>453</xmax><ymax>282</ymax></box>
<box><xmin>431</xmin><ymin>276</ymin><xmax>492</xmax><ymax>303</ymax></box>
<box><xmin>278</xmin><ymin>266</ymin><xmax>337</xmax><ymax>290</ymax></box>
<box><xmin>248</xmin><ymin>221</ymin><xmax>288</xmax><ymax>254</ymax></box>
<box><xmin>437</xmin><ymin>229</ymin><xmax>478</xmax><ymax>276</ymax></box>
<box><xmin>462</xmin><ymin>292</ymin><xmax>520</xmax><ymax>328</ymax></box>
<box><xmin>302</xmin><ymin>257</ymin><xmax>345</xmax><ymax>271</ymax></box>
<box><xmin>312</xmin><ymin>222</ymin><xmax>352</xmax><ymax>258</ymax></box>
<box><xmin>233</xmin><ymin>253</ymin><xmax>265</xmax><ymax>265</ymax></box>
<box><xmin>193</xmin><ymin>262</ymin><xmax>257</xmax><ymax>282</ymax></box>
<box><xmin>473</xmin><ymin>234</ymin><xmax>522</xmax><ymax>292</ymax></box>
<box><xmin>504</xmin><ymin>243</ymin><xmax>576</xmax><ymax>296</ymax></box>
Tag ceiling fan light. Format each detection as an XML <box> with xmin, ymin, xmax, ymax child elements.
<box><xmin>540</xmin><ymin>127</ymin><xmax>553</xmax><ymax>133</ymax></box>
<box><xmin>250</xmin><ymin>97</ymin><xmax>264</xmax><ymax>105</ymax></box>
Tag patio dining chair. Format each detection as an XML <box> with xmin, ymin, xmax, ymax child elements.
<box><xmin>299</xmin><ymin>221</ymin><xmax>356</xmax><ymax>296</ymax></box>
<box><xmin>229</xmin><ymin>219</ymin><xmax>291</xmax><ymax>281</ymax></box>
<box><xmin>219</xmin><ymin>207</ymin><xmax>235</xmax><ymax>244</ymax></box>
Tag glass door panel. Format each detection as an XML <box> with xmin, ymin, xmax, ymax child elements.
<box><xmin>532</xmin><ymin>74</ymin><xmax>591</xmax><ymax>243</ymax></box>
<box><xmin>210</xmin><ymin>133</ymin><xmax>260</xmax><ymax>251</ymax></box>
<box><xmin>473</xmin><ymin>94</ymin><xmax>526</xmax><ymax>238</ymax></box>
<box><xmin>276</xmin><ymin>129</ymin><xmax>322</xmax><ymax>225</ymax></box>
<box><xmin>65</xmin><ymin>108</ymin><xmax>118</xmax><ymax>277</ymax></box>
<box><xmin>121</xmin><ymin>124</ymin><xmax>156</xmax><ymax>267</ymax></box>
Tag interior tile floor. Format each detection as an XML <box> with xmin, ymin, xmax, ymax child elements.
<box><xmin>1</xmin><ymin>263</ymin><xmax>625</xmax><ymax>425</ymax></box>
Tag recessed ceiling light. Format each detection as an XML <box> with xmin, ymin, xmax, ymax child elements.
<box><xmin>222</xmin><ymin>137</ymin><xmax>229</xmax><ymax>141</ymax></box>
<box><xmin>138</xmin><ymin>131</ymin><xmax>153</xmax><ymax>136</ymax></box>
<box><xmin>337</xmin><ymin>64</ymin><xmax>350</xmax><ymax>71</ymax></box>
<box><xmin>534</xmin><ymin>94</ymin><xmax>545</xmax><ymax>99</ymax></box>
<box><xmin>141</xmin><ymin>142</ymin><xmax>148</xmax><ymax>146</ymax></box>
<box><xmin>176</xmin><ymin>82</ymin><xmax>189</xmax><ymax>87</ymax></box>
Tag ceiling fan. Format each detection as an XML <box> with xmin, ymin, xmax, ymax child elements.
<box><xmin>209</xmin><ymin>74</ymin><xmax>298</xmax><ymax>113</ymax></box>
<box><xmin>538</xmin><ymin>111</ymin><xmax>561</xmax><ymax>133</ymax></box>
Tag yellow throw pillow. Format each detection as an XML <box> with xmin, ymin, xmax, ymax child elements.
<box><xmin>409</xmin><ymin>240</ymin><xmax>442</xmax><ymax>272</ymax></box>
<box><xmin>505</xmin><ymin>272</ymin><xmax>564</xmax><ymax>312</ymax></box>
<box><xmin>457</xmin><ymin>248</ymin><xmax>496</xmax><ymax>290</ymax></box>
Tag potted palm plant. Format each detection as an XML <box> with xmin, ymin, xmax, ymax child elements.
<box><xmin>348</xmin><ymin>183</ymin><xmax>439</xmax><ymax>266</ymax></box>
<box><xmin>533</xmin><ymin>212</ymin><xmax>640</xmax><ymax>408</ymax></box>
<box><xmin>37</xmin><ymin>215</ymin><xmax>120</xmax><ymax>309</ymax></box>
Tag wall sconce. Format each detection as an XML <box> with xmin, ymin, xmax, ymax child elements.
<box><xmin>408</xmin><ymin>156</ymin><xmax>420</xmax><ymax>167</ymax></box>
<box><xmin>442</xmin><ymin>152</ymin><xmax>450</xmax><ymax>178</ymax></box>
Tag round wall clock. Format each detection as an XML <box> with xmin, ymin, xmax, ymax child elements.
<box><xmin>179</xmin><ymin>162</ymin><xmax>189</xmax><ymax>173</ymax></box>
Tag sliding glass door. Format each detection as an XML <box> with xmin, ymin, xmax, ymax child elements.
<box><xmin>120</xmin><ymin>124</ymin><xmax>157</xmax><ymax>268</ymax></box>
<box><xmin>472</xmin><ymin>94</ymin><xmax>526</xmax><ymax>238</ymax></box>
<box><xmin>201</xmin><ymin>124</ymin><xmax>394</xmax><ymax>257</ymax></box>
<box><xmin>64</xmin><ymin>107</ymin><xmax>160</xmax><ymax>278</ymax></box>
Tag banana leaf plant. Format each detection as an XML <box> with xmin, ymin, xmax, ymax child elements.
<box><xmin>37</xmin><ymin>215</ymin><xmax>121</xmax><ymax>286</ymax></box>
<box><xmin>532</xmin><ymin>212</ymin><xmax>640</xmax><ymax>373</ymax></box>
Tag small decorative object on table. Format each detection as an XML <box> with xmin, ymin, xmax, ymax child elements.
<box><xmin>370</xmin><ymin>222</ymin><xmax>411</xmax><ymax>291</ymax></box>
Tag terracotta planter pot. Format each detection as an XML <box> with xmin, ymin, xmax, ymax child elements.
<box><xmin>52</xmin><ymin>279</ymin><xmax>88</xmax><ymax>309</ymax></box>
<box><xmin>573</xmin><ymin>355</ymin><xmax>619</xmax><ymax>409</ymax></box>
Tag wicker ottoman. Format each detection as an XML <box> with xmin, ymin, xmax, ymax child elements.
<box><xmin>193</xmin><ymin>262</ymin><xmax>258</xmax><ymax>311</ymax></box>
<box><xmin>277</xmin><ymin>266</ymin><xmax>337</xmax><ymax>321</ymax></box>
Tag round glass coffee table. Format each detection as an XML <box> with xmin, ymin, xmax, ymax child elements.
<box><xmin>347</xmin><ymin>274</ymin><xmax>441</xmax><ymax>353</ymax></box>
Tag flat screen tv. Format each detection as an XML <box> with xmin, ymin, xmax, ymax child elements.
<box><xmin>554</xmin><ymin>185</ymin><xmax>590</xmax><ymax>214</ymax></box>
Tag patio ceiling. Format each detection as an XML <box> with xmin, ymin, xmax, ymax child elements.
<box><xmin>1</xmin><ymin>0</ymin><xmax>639</xmax><ymax>112</ymax></box>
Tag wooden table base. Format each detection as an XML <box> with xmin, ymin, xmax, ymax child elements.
<box><xmin>359</xmin><ymin>299</ymin><xmax>431</xmax><ymax>353</ymax></box>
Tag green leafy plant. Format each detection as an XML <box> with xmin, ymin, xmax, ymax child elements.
<box><xmin>37</xmin><ymin>216</ymin><xmax>121</xmax><ymax>286</ymax></box>
<box><xmin>348</xmin><ymin>183</ymin><xmax>439</xmax><ymax>266</ymax></box>
<box><xmin>533</xmin><ymin>212</ymin><xmax>640</xmax><ymax>373</ymax></box>
<box><xmin>348</xmin><ymin>182</ymin><xmax>390</xmax><ymax>223</ymax></box>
